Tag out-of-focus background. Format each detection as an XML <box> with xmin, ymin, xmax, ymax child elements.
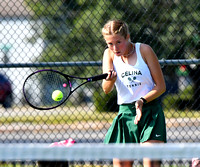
<box><xmin>0</xmin><ymin>0</ymin><xmax>199</xmax><ymax>145</ymax></box>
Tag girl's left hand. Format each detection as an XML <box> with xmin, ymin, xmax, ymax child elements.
<box><xmin>134</xmin><ymin>99</ymin><xmax>143</xmax><ymax>124</ymax></box>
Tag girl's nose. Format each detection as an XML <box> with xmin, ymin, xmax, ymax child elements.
<box><xmin>113</xmin><ymin>45</ymin><xmax>118</xmax><ymax>51</ymax></box>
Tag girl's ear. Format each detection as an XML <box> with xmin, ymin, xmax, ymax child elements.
<box><xmin>126</xmin><ymin>34</ymin><xmax>130</xmax><ymax>41</ymax></box>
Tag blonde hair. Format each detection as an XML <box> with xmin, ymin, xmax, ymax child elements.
<box><xmin>102</xmin><ymin>20</ymin><xmax>129</xmax><ymax>39</ymax></box>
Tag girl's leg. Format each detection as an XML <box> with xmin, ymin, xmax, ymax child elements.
<box><xmin>113</xmin><ymin>158</ymin><xmax>133</xmax><ymax>167</ymax></box>
<box><xmin>142</xmin><ymin>140</ymin><xmax>163</xmax><ymax>167</ymax></box>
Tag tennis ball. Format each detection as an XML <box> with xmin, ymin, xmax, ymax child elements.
<box><xmin>52</xmin><ymin>90</ymin><xmax>63</xmax><ymax>101</ymax></box>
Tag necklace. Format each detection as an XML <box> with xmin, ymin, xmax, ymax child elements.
<box><xmin>123</xmin><ymin>43</ymin><xmax>135</xmax><ymax>57</ymax></box>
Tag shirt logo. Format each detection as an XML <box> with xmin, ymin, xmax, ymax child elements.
<box><xmin>121</xmin><ymin>70</ymin><xmax>142</xmax><ymax>88</ymax></box>
<box><xmin>121</xmin><ymin>70</ymin><xmax>142</xmax><ymax>78</ymax></box>
<box><xmin>128</xmin><ymin>76</ymin><xmax>137</xmax><ymax>82</ymax></box>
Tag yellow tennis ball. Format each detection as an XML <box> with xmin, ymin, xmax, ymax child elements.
<box><xmin>52</xmin><ymin>90</ymin><xmax>63</xmax><ymax>101</ymax></box>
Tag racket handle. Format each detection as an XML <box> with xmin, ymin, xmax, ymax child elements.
<box><xmin>89</xmin><ymin>73</ymin><xmax>108</xmax><ymax>81</ymax></box>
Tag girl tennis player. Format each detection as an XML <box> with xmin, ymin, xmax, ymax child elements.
<box><xmin>102</xmin><ymin>20</ymin><xmax>167</xmax><ymax>167</ymax></box>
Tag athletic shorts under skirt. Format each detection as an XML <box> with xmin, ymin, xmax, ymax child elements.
<box><xmin>104</xmin><ymin>99</ymin><xmax>167</xmax><ymax>143</ymax></box>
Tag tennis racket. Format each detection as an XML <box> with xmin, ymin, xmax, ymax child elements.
<box><xmin>23</xmin><ymin>69</ymin><xmax>108</xmax><ymax>110</ymax></box>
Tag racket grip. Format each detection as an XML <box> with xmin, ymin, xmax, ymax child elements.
<box><xmin>89</xmin><ymin>73</ymin><xmax>108</xmax><ymax>81</ymax></box>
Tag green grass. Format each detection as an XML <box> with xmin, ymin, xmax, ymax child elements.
<box><xmin>0</xmin><ymin>163</ymin><xmax>34</xmax><ymax>167</ymax></box>
<box><xmin>0</xmin><ymin>107</ymin><xmax>117</xmax><ymax>125</ymax></box>
<box><xmin>164</xmin><ymin>108</ymin><xmax>200</xmax><ymax>119</ymax></box>
<box><xmin>1</xmin><ymin>103</ymin><xmax>200</xmax><ymax>125</ymax></box>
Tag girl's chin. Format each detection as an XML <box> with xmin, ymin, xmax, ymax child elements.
<box><xmin>114</xmin><ymin>52</ymin><xmax>121</xmax><ymax>56</ymax></box>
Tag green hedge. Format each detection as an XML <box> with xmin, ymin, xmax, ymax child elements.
<box><xmin>94</xmin><ymin>89</ymin><xmax>118</xmax><ymax>112</ymax></box>
<box><xmin>162</xmin><ymin>85</ymin><xmax>194</xmax><ymax>111</ymax></box>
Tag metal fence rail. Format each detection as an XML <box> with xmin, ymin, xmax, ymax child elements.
<box><xmin>0</xmin><ymin>59</ymin><xmax>200</xmax><ymax>68</ymax></box>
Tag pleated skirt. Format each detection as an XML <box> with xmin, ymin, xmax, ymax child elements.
<box><xmin>104</xmin><ymin>99</ymin><xmax>167</xmax><ymax>143</ymax></box>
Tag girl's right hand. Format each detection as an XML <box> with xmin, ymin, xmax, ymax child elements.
<box><xmin>106</xmin><ymin>69</ymin><xmax>117</xmax><ymax>81</ymax></box>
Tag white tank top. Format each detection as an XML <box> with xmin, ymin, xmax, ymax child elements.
<box><xmin>113</xmin><ymin>43</ymin><xmax>155</xmax><ymax>104</ymax></box>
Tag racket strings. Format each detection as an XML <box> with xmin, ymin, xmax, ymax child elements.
<box><xmin>24</xmin><ymin>71</ymin><xmax>71</xmax><ymax>109</ymax></box>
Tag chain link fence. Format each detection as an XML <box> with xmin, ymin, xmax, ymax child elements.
<box><xmin>0</xmin><ymin>0</ymin><xmax>199</xmax><ymax>148</ymax></box>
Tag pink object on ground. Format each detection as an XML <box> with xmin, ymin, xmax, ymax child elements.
<box><xmin>49</xmin><ymin>138</ymin><xmax>75</xmax><ymax>147</ymax></box>
<box><xmin>192</xmin><ymin>158</ymin><xmax>200</xmax><ymax>167</ymax></box>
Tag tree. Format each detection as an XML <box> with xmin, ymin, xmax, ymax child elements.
<box><xmin>25</xmin><ymin>0</ymin><xmax>199</xmax><ymax>62</ymax></box>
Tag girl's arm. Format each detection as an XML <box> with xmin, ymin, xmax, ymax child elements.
<box><xmin>134</xmin><ymin>44</ymin><xmax>166</xmax><ymax>124</ymax></box>
<box><xmin>102</xmin><ymin>49</ymin><xmax>117</xmax><ymax>94</ymax></box>
<box><xmin>140</xmin><ymin>43</ymin><xmax>166</xmax><ymax>102</ymax></box>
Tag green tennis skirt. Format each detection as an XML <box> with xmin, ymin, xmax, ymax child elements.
<box><xmin>104</xmin><ymin>99</ymin><xmax>167</xmax><ymax>143</ymax></box>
